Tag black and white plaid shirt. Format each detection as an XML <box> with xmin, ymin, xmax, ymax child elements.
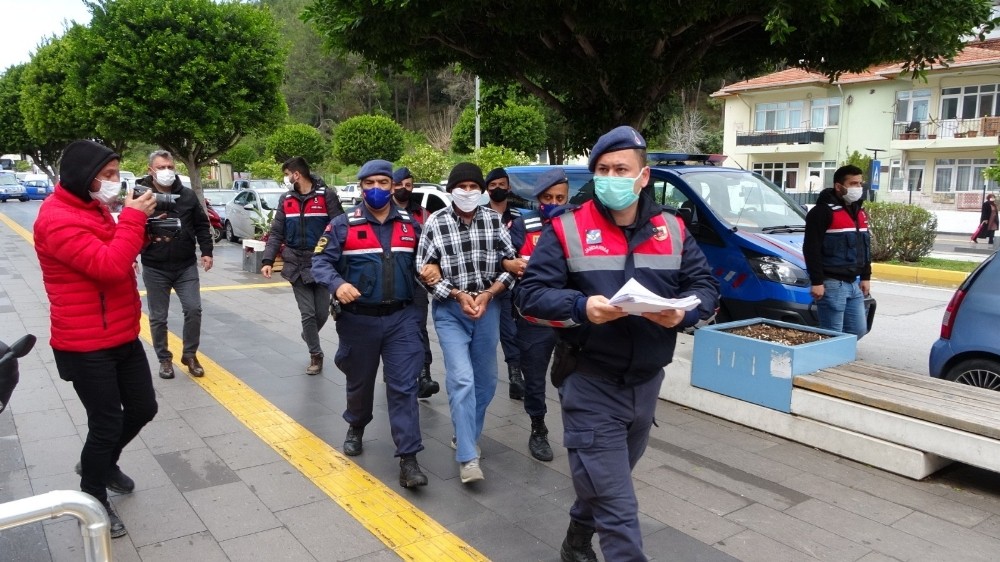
<box><xmin>416</xmin><ymin>205</ymin><xmax>517</xmax><ymax>301</ymax></box>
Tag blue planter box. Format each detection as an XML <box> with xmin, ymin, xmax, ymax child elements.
<box><xmin>691</xmin><ymin>318</ymin><xmax>856</xmax><ymax>412</ymax></box>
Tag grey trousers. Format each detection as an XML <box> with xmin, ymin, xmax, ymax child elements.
<box><xmin>143</xmin><ymin>264</ymin><xmax>202</xmax><ymax>361</ymax></box>
<box><xmin>292</xmin><ymin>278</ymin><xmax>330</xmax><ymax>355</ymax></box>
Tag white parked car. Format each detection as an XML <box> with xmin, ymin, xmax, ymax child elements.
<box><xmin>337</xmin><ymin>183</ymin><xmax>361</xmax><ymax>206</ymax></box>
<box><xmin>224</xmin><ymin>187</ymin><xmax>287</xmax><ymax>241</ymax></box>
<box><xmin>412</xmin><ymin>186</ymin><xmax>452</xmax><ymax>214</ymax></box>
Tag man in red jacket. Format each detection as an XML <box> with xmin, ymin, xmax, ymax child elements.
<box><xmin>34</xmin><ymin>140</ymin><xmax>158</xmax><ymax>539</ymax></box>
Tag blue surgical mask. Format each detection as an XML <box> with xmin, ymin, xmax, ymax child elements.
<box><xmin>594</xmin><ymin>169</ymin><xmax>644</xmax><ymax>210</ymax></box>
<box><xmin>363</xmin><ymin>187</ymin><xmax>392</xmax><ymax>209</ymax></box>
<box><xmin>539</xmin><ymin>203</ymin><xmax>560</xmax><ymax>220</ymax></box>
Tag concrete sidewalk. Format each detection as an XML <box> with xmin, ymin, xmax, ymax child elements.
<box><xmin>3</xmin><ymin>208</ymin><xmax>1000</xmax><ymax>561</ymax></box>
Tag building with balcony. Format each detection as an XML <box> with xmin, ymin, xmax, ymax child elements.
<box><xmin>712</xmin><ymin>40</ymin><xmax>1000</xmax><ymax>210</ymax></box>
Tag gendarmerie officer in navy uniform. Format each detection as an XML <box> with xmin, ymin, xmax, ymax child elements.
<box><xmin>515</xmin><ymin>127</ymin><xmax>719</xmax><ymax>561</ymax></box>
<box><xmin>312</xmin><ymin>159</ymin><xmax>428</xmax><ymax>489</ymax></box>
<box><xmin>506</xmin><ymin>168</ymin><xmax>572</xmax><ymax>462</ymax></box>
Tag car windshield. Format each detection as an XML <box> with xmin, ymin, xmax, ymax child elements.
<box><xmin>681</xmin><ymin>171</ymin><xmax>806</xmax><ymax>231</ymax></box>
<box><xmin>250</xmin><ymin>180</ymin><xmax>281</xmax><ymax>190</ymax></box>
<box><xmin>260</xmin><ymin>193</ymin><xmax>282</xmax><ymax>210</ymax></box>
<box><xmin>0</xmin><ymin>174</ymin><xmax>18</xmax><ymax>186</ymax></box>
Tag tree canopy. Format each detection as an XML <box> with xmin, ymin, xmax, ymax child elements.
<box><xmin>82</xmin><ymin>0</ymin><xmax>287</xmax><ymax>190</ymax></box>
<box><xmin>304</xmin><ymin>0</ymin><xmax>997</xmax><ymax>146</ymax></box>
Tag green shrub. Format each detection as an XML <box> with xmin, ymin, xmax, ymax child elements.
<box><xmin>398</xmin><ymin>144</ymin><xmax>450</xmax><ymax>184</ymax></box>
<box><xmin>468</xmin><ymin>144</ymin><xmax>532</xmax><ymax>173</ymax></box>
<box><xmin>333</xmin><ymin>115</ymin><xmax>405</xmax><ymax>165</ymax></box>
<box><xmin>865</xmin><ymin>201</ymin><xmax>937</xmax><ymax>262</ymax></box>
<box><xmin>452</xmin><ymin>102</ymin><xmax>546</xmax><ymax>155</ymax></box>
<box><xmin>201</xmin><ymin>179</ymin><xmax>220</xmax><ymax>189</ymax></box>
<box><xmin>266</xmin><ymin>123</ymin><xmax>327</xmax><ymax>165</ymax></box>
<box><xmin>248</xmin><ymin>159</ymin><xmax>282</xmax><ymax>181</ymax></box>
<box><xmin>221</xmin><ymin>143</ymin><xmax>260</xmax><ymax>173</ymax></box>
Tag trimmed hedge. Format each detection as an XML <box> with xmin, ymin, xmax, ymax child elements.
<box><xmin>865</xmin><ymin>201</ymin><xmax>937</xmax><ymax>262</ymax></box>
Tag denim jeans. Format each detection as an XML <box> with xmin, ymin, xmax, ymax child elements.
<box><xmin>291</xmin><ymin>279</ymin><xmax>330</xmax><ymax>355</ymax></box>
<box><xmin>53</xmin><ymin>340</ymin><xmax>158</xmax><ymax>504</ymax></box>
<box><xmin>817</xmin><ymin>278</ymin><xmax>867</xmax><ymax>339</ymax></box>
<box><xmin>143</xmin><ymin>264</ymin><xmax>202</xmax><ymax>361</ymax></box>
<box><xmin>432</xmin><ymin>297</ymin><xmax>499</xmax><ymax>463</ymax></box>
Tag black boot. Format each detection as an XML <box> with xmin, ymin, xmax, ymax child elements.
<box><xmin>102</xmin><ymin>501</ymin><xmax>127</xmax><ymax>539</ymax></box>
<box><xmin>417</xmin><ymin>364</ymin><xmax>440</xmax><ymax>398</ymax></box>
<box><xmin>399</xmin><ymin>455</ymin><xmax>428</xmax><ymax>488</ymax></box>
<box><xmin>560</xmin><ymin>520</ymin><xmax>598</xmax><ymax>562</ymax></box>
<box><xmin>508</xmin><ymin>364</ymin><xmax>525</xmax><ymax>400</ymax></box>
<box><xmin>529</xmin><ymin>416</ymin><xmax>554</xmax><ymax>462</ymax></box>
<box><xmin>343</xmin><ymin>425</ymin><xmax>364</xmax><ymax>456</ymax></box>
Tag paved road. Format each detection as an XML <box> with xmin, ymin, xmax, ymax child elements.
<box><xmin>2</xmin><ymin>199</ymin><xmax>1000</xmax><ymax>562</ymax></box>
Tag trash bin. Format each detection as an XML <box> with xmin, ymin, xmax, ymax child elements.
<box><xmin>242</xmin><ymin>240</ymin><xmax>265</xmax><ymax>273</ymax></box>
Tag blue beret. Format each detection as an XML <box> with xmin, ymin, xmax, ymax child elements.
<box><xmin>588</xmin><ymin>126</ymin><xmax>647</xmax><ymax>172</ymax></box>
<box><xmin>532</xmin><ymin>168</ymin><xmax>568</xmax><ymax>198</ymax></box>
<box><xmin>357</xmin><ymin>159</ymin><xmax>393</xmax><ymax>181</ymax></box>
<box><xmin>485</xmin><ymin>167</ymin><xmax>508</xmax><ymax>185</ymax></box>
<box><xmin>392</xmin><ymin>167</ymin><xmax>412</xmax><ymax>184</ymax></box>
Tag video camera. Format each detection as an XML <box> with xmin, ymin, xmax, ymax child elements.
<box><xmin>132</xmin><ymin>186</ymin><xmax>182</xmax><ymax>237</ymax></box>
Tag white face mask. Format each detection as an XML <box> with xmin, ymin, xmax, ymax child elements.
<box><xmin>154</xmin><ymin>169</ymin><xmax>176</xmax><ymax>187</ymax></box>
<box><xmin>90</xmin><ymin>180</ymin><xmax>120</xmax><ymax>206</ymax></box>
<box><xmin>451</xmin><ymin>188</ymin><xmax>482</xmax><ymax>213</ymax></box>
<box><xmin>843</xmin><ymin>187</ymin><xmax>864</xmax><ymax>204</ymax></box>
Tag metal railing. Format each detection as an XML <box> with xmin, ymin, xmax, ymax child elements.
<box><xmin>893</xmin><ymin>117</ymin><xmax>1000</xmax><ymax>140</ymax></box>
<box><xmin>736</xmin><ymin>128</ymin><xmax>825</xmax><ymax>146</ymax></box>
<box><xmin>0</xmin><ymin>490</ymin><xmax>112</xmax><ymax>562</ymax></box>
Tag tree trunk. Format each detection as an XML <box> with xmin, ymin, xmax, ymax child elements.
<box><xmin>175</xmin><ymin>154</ymin><xmax>203</xmax><ymax>198</ymax></box>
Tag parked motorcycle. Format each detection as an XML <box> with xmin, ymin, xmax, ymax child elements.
<box><xmin>0</xmin><ymin>334</ymin><xmax>35</xmax><ymax>413</ymax></box>
<box><xmin>204</xmin><ymin>200</ymin><xmax>225</xmax><ymax>243</ymax></box>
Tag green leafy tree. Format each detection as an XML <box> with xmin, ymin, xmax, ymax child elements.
<box><xmin>398</xmin><ymin>144</ymin><xmax>450</xmax><ymax>184</ymax></box>
<box><xmin>843</xmin><ymin>150</ymin><xmax>874</xmax><ymax>180</ymax></box>
<box><xmin>82</xmin><ymin>0</ymin><xmax>287</xmax><ymax>192</ymax></box>
<box><xmin>248</xmin><ymin>159</ymin><xmax>283</xmax><ymax>181</ymax></box>
<box><xmin>0</xmin><ymin>65</ymin><xmax>59</xmax><ymax>177</ymax></box>
<box><xmin>333</xmin><ymin>114</ymin><xmax>404</xmax><ymax>165</ymax></box>
<box><xmin>305</xmin><ymin>0</ymin><xmax>996</xmax><ymax>146</ymax></box>
<box><xmin>266</xmin><ymin>123</ymin><xmax>327</xmax><ymax>165</ymax></box>
<box><xmin>452</xmin><ymin>101</ymin><xmax>546</xmax><ymax>155</ymax></box>
<box><xmin>220</xmin><ymin>144</ymin><xmax>259</xmax><ymax>174</ymax></box>
<box><xmin>468</xmin><ymin>144</ymin><xmax>531</xmax><ymax>173</ymax></box>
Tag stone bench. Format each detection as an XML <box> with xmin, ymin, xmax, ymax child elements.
<box><xmin>792</xmin><ymin>361</ymin><xmax>1000</xmax><ymax>475</ymax></box>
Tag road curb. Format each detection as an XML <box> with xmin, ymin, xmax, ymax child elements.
<box><xmin>872</xmin><ymin>263</ymin><xmax>969</xmax><ymax>288</ymax></box>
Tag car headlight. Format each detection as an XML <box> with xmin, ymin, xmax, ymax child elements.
<box><xmin>748</xmin><ymin>255</ymin><xmax>810</xmax><ymax>287</ymax></box>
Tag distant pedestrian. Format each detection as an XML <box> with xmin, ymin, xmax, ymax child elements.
<box><xmin>261</xmin><ymin>157</ymin><xmax>344</xmax><ymax>374</ymax></box>
<box><xmin>803</xmin><ymin>164</ymin><xmax>872</xmax><ymax>338</ymax></box>
<box><xmin>972</xmin><ymin>193</ymin><xmax>998</xmax><ymax>244</ymax></box>
<box><xmin>312</xmin><ymin>159</ymin><xmax>428</xmax><ymax>488</ymax></box>
<box><xmin>34</xmin><ymin>140</ymin><xmax>160</xmax><ymax>539</ymax></box>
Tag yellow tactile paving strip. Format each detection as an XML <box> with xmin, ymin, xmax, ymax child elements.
<box><xmin>0</xmin><ymin>211</ymin><xmax>487</xmax><ymax>561</ymax></box>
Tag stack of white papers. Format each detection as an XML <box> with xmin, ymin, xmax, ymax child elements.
<box><xmin>607</xmin><ymin>278</ymin><xmax>701</xmax><ymax>315</ymax></box>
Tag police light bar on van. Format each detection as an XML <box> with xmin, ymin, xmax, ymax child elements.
<box><xmin>646</xmin><ymin>153</ymin><xmax>727</xmax><ymax>166</ymax></box>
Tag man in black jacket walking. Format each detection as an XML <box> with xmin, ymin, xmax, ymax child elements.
<box><xmin>139</xmin><ymin>150</ymin><xmax>214</xmax><ymax>379</ymax></box>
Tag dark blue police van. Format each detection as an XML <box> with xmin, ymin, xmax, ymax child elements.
<box><xmin>505</xmin><ymin>153</ymin><xmax>816</xmax><ymax>326</ymax></box>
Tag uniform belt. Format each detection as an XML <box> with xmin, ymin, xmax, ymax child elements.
<box><xmin>342</xmin><ymin>300</ymin><xmax>411</xmax><ymax>316</ymax></box>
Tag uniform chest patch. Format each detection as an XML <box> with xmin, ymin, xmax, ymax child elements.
<box><xmin>653</xmin><ymin>226</ymin><xmax>668</xmax><ymax>241</ymax></box>
<box><xmin>585</xmin><ymin>229</ymin><xmax>602</xmax><ymax>245</ymax></box>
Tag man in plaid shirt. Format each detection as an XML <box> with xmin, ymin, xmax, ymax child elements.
<box><xmin>416</xmin><ymin>162</ymin><xmax>518</xmax><ymax>484</ymax></box>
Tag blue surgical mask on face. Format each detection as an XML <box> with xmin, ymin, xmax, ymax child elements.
<box><xmin>539</xmin><ymin>203</ymin><xmax>560</xmax><ymax>219</ymax></box>
<box><xmin>363</xmin><ymin>187</ymin><xmax>392</xmax><ymax>209</ymax></box>
<box><xmin>594</xmin><ymin>168</ymin><xmax>644</xmax><ymax>210</ymax></box>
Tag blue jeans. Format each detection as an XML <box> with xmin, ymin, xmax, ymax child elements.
<box><xmin>432</xmin><ymin>298</ymin><xmax>499</xmax><ymax>463</ymax></box>
<box><xmin>817</xmin><ymin>278</ymin><xmax>866</xmax><ymax>339</ymax></box>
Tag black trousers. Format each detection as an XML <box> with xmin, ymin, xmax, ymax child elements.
<box><xmin>53</xmin><ymin>339</ymin><xmax>158</xmax><ymax>503</ymax></box>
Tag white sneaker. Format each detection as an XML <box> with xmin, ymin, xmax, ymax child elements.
<box><xmin>450</xmin><ymin>436</ymin><xmax>481</xmax><ymax>456</ymax></box>
<box><xmin>460</xmin><ymin>458</ymin><xmax>484</xmax><ymax>483</ymax></box>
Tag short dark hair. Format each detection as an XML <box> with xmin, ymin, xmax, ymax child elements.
<box><xmin>833</xmin><ymin>165</ymin><xmax>864</xmax><ymax>185</ymax></box>
<box><xmin>282</xmin><ymin>156</ymin><xmax>310</xmax><ymax>177</ymax></box>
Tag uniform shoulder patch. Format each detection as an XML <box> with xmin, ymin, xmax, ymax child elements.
<box><xmin>524</xmin><ymin>216</ymin><xmax>544</xmax><ymax>231</ymax></box>
<box><xmin>348</xmin><ymin>208</ymin><xmax>367</xmax><ymax>226</ymax></box>
<box><xmin>397</xmin><ymin>209</ymin><xmax>412</xmax><ymax>222</ymax></box>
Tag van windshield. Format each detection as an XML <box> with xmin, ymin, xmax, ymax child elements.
<box><xmin>681</xmin><ymin>171</ymin><xmax>806</xmax><ymax>232</ymax></box>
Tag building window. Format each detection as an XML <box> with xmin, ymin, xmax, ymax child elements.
<box><xmin>895</xmin><ymin>89</ymin><xmax>931</xmax><ymax>123</ymax></box>
<box><xmin>810</xmin><ymin>98</ymin><xmax>841</xmax><ymax>129</ymax></box>
<box><xmin>940</xmin><ymin>85</ymin><xmax>1000</xmax><ymax>120</ymax></box>
<box><xmin>754</xmin><ymin>101</ymin><xmax>805</xmax><ymax>132</ymax></box>
<box><xmin>933</xmin><ymin>158</ymin><xmax>998</xmax><ymax>191</ymax></box>
<box><xmin>889</xmin><ymin>160</ymin><xmax>904</xmax><ymax>191</ymax></box>
<box><xmin>806</xmin><ymin>160</ymin><xmax>837</xmax><ymax>189</ymax></box>
<box><xmin>752</xmin><ymin>162</ymin><xmax>800</xmax><ymax>190</ymax></box>
<box><xmin>906</xmin><ymin>160</ymin><xmax>925</xmax><ymax>192</ymax></box>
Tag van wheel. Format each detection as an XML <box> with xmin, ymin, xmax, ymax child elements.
<box><xmin>945</xmin><ymin>359</ymin><xmax>1000</xmax><ymax>391</ymax></box>
<box><xmin>225</xmin><ymin>221</ymin><xmax>240</xmax><ymax>243</ymax></box>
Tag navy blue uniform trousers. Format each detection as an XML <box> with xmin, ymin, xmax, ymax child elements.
<box><xmin>497</xmin><ymin>289</ymin><xmax>520</xmax><ymax>367</ymax></box>
<box><xmin>561</xmin><ymin>369</ymin><xmax>663</xmax><ymax>561</ymax></box>
<box><xmin>515</xmin><ymin>316</ymin><xmax>555</xmax><ymax>417</ymax></box>
<box><xmin>334</xmin><ymin>306</ymin><xmax>424</xmax><ymax>456</ymax></box>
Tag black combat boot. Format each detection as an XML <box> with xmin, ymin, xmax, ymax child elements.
<box><xmin>399</xmin><ymin>455</ymin><xmax>429</xmax><ymax>488</ymax></box>
<box><xmin>343</xmin><ymin>425</ymin><xmax>364</xmax><ymax>456</ymax></box>
<box><xmin>528</xmin><ymin>415</ymin><xmax>554</xmax><ymax>462</ymax></box>
<box><xmin>417</xmin><ymin>364</ymin><xmax>440</xmax><ymax>398</ymax></box>
<box><xmin>560</xmin><ymin>520</ymin><xmax>598</xmax><ymax>562</ymax></box>
<box><xmin>508</xmin><ymin>364</ymin><xmax>525</xmax><ymax>400</ymax></box>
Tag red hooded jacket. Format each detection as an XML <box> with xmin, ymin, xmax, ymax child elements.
<box><xmin>34</xmin><ymin>187</ymin><xmax>148</xmax><ymax>352</ymax></box>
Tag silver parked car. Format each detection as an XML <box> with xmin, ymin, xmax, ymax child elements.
<box><xmin>224</xmin><ymin>187</ymin><xmax>287</xmax><ymax>241</ymax></box>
